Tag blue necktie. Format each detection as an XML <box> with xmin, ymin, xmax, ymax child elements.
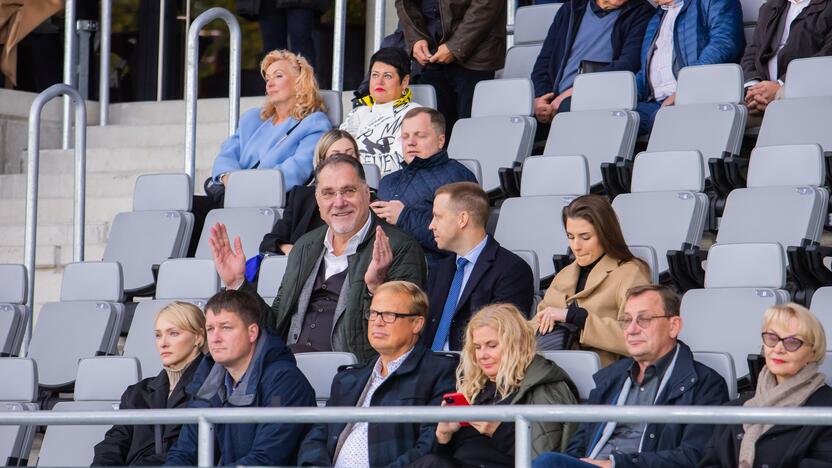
<box><xmin>431</xmin><ymin>257</ymin><xmax>469</xmax><ymax>350</ymax></box>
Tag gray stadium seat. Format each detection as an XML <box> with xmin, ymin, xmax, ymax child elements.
<box><xmin>38</xmin><ymin>357</ymin><xmax>141</xmax><ymax>467</ymax></box>
<box><xmin>822</xmin><ymin>352</ymin><xmax>832</xmax><ymax>387</ymax></box>
<box><xmin>28</xmin><ymin>262</ymin><xmax>124</xmax><ymax>388</ymax></box>
<box><xmin>613</xmin><ymin>151</ymin><xmax>708</xmax><ymax>274</ymax></box>
<box><xmin>295</xmin><ymin>352</ymin><xmax>358</xmax><ymax>405</ymax></box>
<box><xmin>680</xmin><ymin>243</ymin><xmax>789</xmax><ymax>375</ymax></box>
<box><xmin>195</xmin><ymin>169</ymin><xmax>284</xmax><ymax>260</ymax></box>
<box><xmin>257</xmin><ymin>255</ymin><xmax>289</xmax><ymax>304</ymax></box>
<box><xmin>0</xmin><ymin>358</ymin><xmax>38</xmax><ymax>466</ymax></box>
<box><xmin>755</xmin><ymin>97</ymin><xmax>832</xmax><ymax>151</ymax></box>
<box><xmin>502</xmin><ymin>44</ymin><xmax>543</xmax><ymax>80</ymax></box>
<box><xmin>693</xmin><ymin>351</ymin><xmax>738</xmax><ymax>399</ymax></box>
<box><xmin>628</xmin><ymin>245</ymin><xmax>659</xmax><ymax>284</ymax></box>
<box><xmin>717</xmin><ymin>145</ymin><xmax>827</xmax><ymax>249</ymax></box>
<box><xmin>741</xmin><ymin>0</ymin><xmax>764</xmax><ymax>22</ymax></box>
<box><xmin>409</xmin><ymin>84</ymin><xmax>437</xmax><ymax>109</ymax></box>
<box><xmin>540</xmin><ymin>350</ymin><xmax>600</xmax><ymax>401</ymax></box>
<box><xmin>512</xmin><ymin>250</ymin><xmax>540</xmax><ymax>294</ymax></box>
<box><xmin>363</xmin><ymin>163</ymin><xmax>381</xmax><ymax>190</ymax></box>
<box><xmin>809</xmin><ymin>288</ymin><xmax>832</xmax><ymax>350</ymax></box>
<box><xmin>471</xmin><ymin>79</ymin><xmax>534</xmax><ymax>117</ymax></box>
<box><xmin>0</xmin><ymin>264</ymin><xmax>27</xmax><ymax>357</ymax></box>
<box><xmin>456</xmin><ymin>158</ymin><xmax>483</xmax><ymax>186</ymax></box>
<box><xmin>320</xmin><ymin>89</ymin><xmax>343</xmax><ymax>126</ymax></box>
<box><xmin>783</xmin><ymin>57</ymin><xmax>832</xmax><ymax>99</ymax></box>
<box><xmin>521</xmin><ymin>155</ymin><xmax>589</xmax><ymax>197</ymax></box>
<box><xmin>514</xmin><ymin>3</ymin><xmax>562</xmax><ymax>45</ymax></box>
<box><xmin>102</xmin><ymin>173</ymin><xmax>194</xmax><ymax>295</ymax></box>
<box><xmin>123</xmin><ymin>258</ymin><xmax>219</xmax><ymax>378</ymax></box>
<box><xmin>544</xmin><ymin>71</ymin><xmax>639</xmax><ymax>186</ymax></box>
<box><xmin>647</xmin><ymin>65</ymin><xmax>746</xmax><ymax>175</ymax></box>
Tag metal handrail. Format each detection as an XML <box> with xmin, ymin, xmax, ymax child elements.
<box><xmin>23</xmin><ymin>84</ymin><xmax>87</xmax><ymax>355</ymax></box>
<box><xmin>506</xmin><ymin>0</ymin><xmax>518</xmax><ymax>48</ymax></box>
<box><xmin>61</xmin><ymin>0</ymin><xmax>77</xmax><ymax>149</ymax></box>
<box><xmin>372</xmin><ymin>0</ymin><xmax>387</xmax><ymax>53</ymax></box>
<box><xmin>183</xmin><ymin>7</ymin><xmax>241</xmax><ymax>183</ymax></box>
<box><xmin>332</xmin><ymin>0</ymin><xmax>348</xmax><ymax>92</ymax></box>
<box><xmin>4</xmin><ymin>405</ymin><xmax>832</xmax><ymax>467</ymax></box>
<box><xmin>99</xmin><ymin>0</ymin><xmax>111</xmax><ymax>126</ymax></box>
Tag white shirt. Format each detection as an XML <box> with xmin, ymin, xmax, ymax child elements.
<box><xmin>333</xmin><ymin>348</ymin><xmax>414</xmax><ymax>468</ymax></box>
<box><xmin>649</xmin><ymin>2</ymin><xmax>684</xmax><ymax>101</ymax></box>
<box><xmin>322</xmin><ymin>213</ymin><xmax>373</xmax><ymax>280</ymax></box>
<box><xmin>767</xmin><ymin>0</ymin><xmax>811</xmax><ymax>81</ymax></box>
<box><xmin>442</xmin><ymin>235</ymin><xmax>490</xmax><ymax>351</ymax></box>
<box><xmin>340</xmin><ymin>100</ymin><xmax>422</xmax><ymax>176</ymax></box>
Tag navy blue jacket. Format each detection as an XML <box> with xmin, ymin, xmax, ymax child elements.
<box><xmin>531</xmin><ymin>0</ymin><xmax>654</xmax><ymax>97</ymax></box>
<box><xmin>297</xmin><ymin>343</ymin><xmax>458</xmax><ymax>467</ymax></box>
<box><xmin>378</xmin><ymin>150</ymin><xmax>477</xmax><ymax>260</ymax></box>
<box><xmin>635</xmin><ymin>0</ymin><xmax>744</xmax><ymax>101</ymax></box>
<box><xmin>566</xmin><ymin>341</ymin><xmax>728</xmax><ymax>467</ymax></box>
<box><xmin>164</xmin><ymin>331</ymin><xmax>316</xmax><ymax>466</ymax></box>
<box><xmin>422</xmin><ymin>235</ymin><xmax>535</xmax><ymax>350</ymax></box>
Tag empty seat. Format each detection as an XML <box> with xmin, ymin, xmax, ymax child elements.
<box><xmin>502</xmin><ymin>44</ymin><xmax>543</xmax><ymax>80</ymax></box>
<box><xmin>693</xmin><ymin>351</ymin><xmax>738</xmax><ymax>399</ymax></box>
<box><xmin>0</xmin><ymin>265</ymin><xmax>27</xmax><ymax>357</ymax></box>
<box><xmin>320</xmin><ymin>89</ymin><xmax>343</xmax><ymax>126</ymax></box>
<box><xmin>613</xmin><ymin>151</ymin><xmax>708</xmax><ymax>274</ymax></box>
<box><xmin>680</xmin><ymin>243</ymin><xmax>789</xmax><ymax>375</ymax></box>
<box><xmin>521</xmin><ymin>155</ymin><xmax>589</xmax><ymax>197</ymax></box>
<box><xmin>456</xmin><ymin>159</ymin><xmax>483</xmax><ymax>186</ymax></box>
<box><xmin>123</xmin><ymin>258</ymin><xmax>219</xmax><ymax>378</ymax></box>
<box><xmin>756</xmin><ymin>97</ymin><xmax>832</xmax><ymax>151</ymax></box>
<box><xmin>195</xmin><ymin>170</ymin><xmax>284</xmax><ymax>260</ymax></box>
<box><xmin>28</xmin><ymin>262</ymin><xmax>124</xmax><ymax>388</ymax></box>
<box><xmin>544</xmin><ymin>71</ymin><xmax>639</xmax><ymax>186</ymax></box>
<box><xmin>540</xmin><ymin>350</ymin><xmax>600</xmax><ymax>401</ymax></box>
<box><xmin>513</xmin><ymin>3</ymin><xmax>562</xmax><ymax>45</ymax></box>
<box><xmin>410</xmin><ymin>84</ymin><xmax>437</xmax><ymax>109</ymax></box>
<box><xmin>257</xmin><ymin>255</ymin><xmax>290</xmax><ymax>304</ymax></box>
<box><xmin>471</xmin><ymin>79</ymin><xmax>534</xmax><ymax>118</ymax></box>
<box><xmin>295</xmin><ymin>352</ymin><xmax>358</xmax><ymax>405</ymax></box>
<box><xmin>363</xmin><ymin>163</ymin><xmax>381</xmax><ymax>190</ymax></box>
<box><xmin>783</xmin><ymin>57</ymin><xmax>832</xmax><ymax>98</ymax></box>
<box><xmin>103</xmin><ymin>173</ymin><xmax>194</xmax><ymax>295</ymax></box>
<box><xmin>38</xmin><ymin>357</ymin><xmax>141</xmax><ymax>467</ymax></box>
<box><xmin>0</xmin><ymin>358</ymin><xmax>38</xmax><ymax>466</ymax></box>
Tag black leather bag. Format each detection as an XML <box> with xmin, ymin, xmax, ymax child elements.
<box><xmin>536</xmin><ymin>322</ymin><xmax>579</xmax><ymax>351</ymax></box>
<box><xmin>236</xmin><ymin>0</ymin><xmax>263</xmax><ymax>20</ymax></box>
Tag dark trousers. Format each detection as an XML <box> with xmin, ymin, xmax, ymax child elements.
<box><xmin>259</xmin><ymin>2</ymin><xmax>317</xmax><ymax>66</ymax></box>
<box><xmin>636</xmin><ymin>99</ymin><xmax>662</xmax><ymax>138</ymax></box>
<box><xmin>419</xmin><ymin>63</ymin><xmax>495</xmax><ymax>139</ymax></box>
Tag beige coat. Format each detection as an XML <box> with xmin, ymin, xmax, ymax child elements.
<box><xmin>537</xmin><ymin>255</ymin><xmax>650</xmax><ymax>367</ymax></box>
<box><xmin>0</xmin><ymin>0</ymin><xmax>62</xmax><ymax>86</ymax></box>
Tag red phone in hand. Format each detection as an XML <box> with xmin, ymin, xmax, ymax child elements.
<box><xmin>443</xmin><ymin>392</ymin><xmax>471</xmax><ymax>427</ymax></box>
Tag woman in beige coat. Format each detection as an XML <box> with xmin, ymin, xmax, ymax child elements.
<box><xmin>535</xmin><ymin>195</ymin><xmax>651</xmax><ymax>367</ymax></box>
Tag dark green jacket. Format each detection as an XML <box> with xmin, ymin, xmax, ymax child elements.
<box><xmin>245</xmin><ymin>214</ymin><xmax>426</xmax><ymax>362</ymax></box>
<box><xmin>513</xmin><ymin>355</ymin><xmax>580</xmax><ymax>456</ymax></box>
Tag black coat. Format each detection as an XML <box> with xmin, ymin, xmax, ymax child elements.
<box><xmin>699</xmin><ymin>384</ymin><xmax>832</xmax><ymax>467</ymax></box>
<box><xmin>259</xmin><ymin>185</ymin><xmax>324</xmax><ymax>253</ymax></box>
<box><xmin>422</xmin><ymin>236</ymin><xmax>534</xmax><ymax>350</ymax></box>
<box><xmin>297</xmin><ymin>343</ymin><xmax>458</xmax><ymax>467</ymax></box>
<box><xmin>91</xmin><ymin>354</ymin><xmax>203</xmax><ymax>466</ymax></box>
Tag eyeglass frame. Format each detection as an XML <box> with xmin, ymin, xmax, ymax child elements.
<box><xmin>364</xmin><ymin>309</ymin><xmax>421</xmax><ymax>324</ymax></box>
<box><xmin>616</xmin><ymin>314</ymin><xmax>674</xmax><ymax>330</ymax></box>
<box><xmin>316</xmin><ymin>186</ymin><xmax>361</xmax><ymax>200</ymax></box>
<box><xmin>761</xmin><ymin>331</ymin><xmax>806</xmax><ymax>352</ymax></box>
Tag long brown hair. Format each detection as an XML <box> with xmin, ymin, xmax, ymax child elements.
<box><xmin>562</xmin><ymin>195</ymin><xmax>646</xmax><ymax>270</ymax></box>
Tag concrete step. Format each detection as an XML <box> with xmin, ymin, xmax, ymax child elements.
<box><xmin>0</xmin><ymin>89</ymin><xmax>100</xmax><ymax>122</ymax></box>
<box><xmin>106</xmin><ymin>96</ymin><xmax>263</xmax><ymax>126</ymax></box>
<box><xmin>0</xmin><ymin>197</ymin><xmax>132</xmax><ymax>226</ymax></box>
<box><xmin>29</xmin><ymin>146</ymin><xmax>218</xmax><ymax>174</ymax></box>
<box><xmin>0</xmin><ymin>223</ymin><xmax>110</xmax><ymax>247</ymax></box>
<box><xmin>86</xmin><ymin>122</ymin><xmax>230</xmax><ymax>148</ymax></box>
<box><xmin>0</xmin><ymin>243</ymin><xmax>107</xmax><ymax>269</ymax></box>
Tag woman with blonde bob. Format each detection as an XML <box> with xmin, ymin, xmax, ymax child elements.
<box><xmin>415</xmin><ymin>304</ymin><xmax>579</xmax><ymax>467</ymax></box>
<box><xmin>700</xmin><ymin>303</ymin><xmax>832</xmax><ymax>468</ymax></box>
<box><xmin>93</xmin><ymin>302</ymin><xmax>207</xmax><ymax>465</ymax></box>
<box><xmin>258</xmin><ymin>129</ymin><xmax>360</xmax><ymax>254</ymax></box>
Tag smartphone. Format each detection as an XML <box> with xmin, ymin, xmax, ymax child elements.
<box><xmin>442</xmin><ymin>392</ymin><xmax>471</xmax><ymax>426</ymax></box>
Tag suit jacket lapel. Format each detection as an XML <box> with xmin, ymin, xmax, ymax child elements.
<box><xmin>455</xmin><ymin>237</ymin><xmax>498</xmax><ymax>311</ymax></box>
<box><xmin>568</xmin><ymin>256</ymin><xmax>619</xmax><ymax>302</ymax></box>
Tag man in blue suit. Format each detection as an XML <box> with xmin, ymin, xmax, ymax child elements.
<box><xmin>423</xmin><ymin>181</ymin><xmax>535</xmax><ymax>351</ymax></box>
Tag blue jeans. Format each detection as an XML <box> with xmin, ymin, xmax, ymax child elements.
<box><xmin>636</xmin><ymin>99</ymin><xmax>662</xmax><ymax>137</ymax></box>
<box><xmin>533</xmin><ymin>452</ymin><xmax>600</xmax><ymax>468</ymax></box>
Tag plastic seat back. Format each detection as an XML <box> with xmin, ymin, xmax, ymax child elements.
<box><xmin>0</xmin><ymin>358</ymin><xmax>37</xmax><ymax>466</ymax></box>
<box><xmin>410</xmin><ymin>84</ymin><xmax>437</xmax><ymax>109</ymax></box>
<box><xmin>756</xmin><ymin>97</ymin><xmax>832</xmax><ymax>151</ymax></box>
<box><xmin>472</xmin><ymin>79</ymin><xmax>534</xmax><ymax>117</ymax></box>
<box><xmin>540</xmin><ymin>350</ymin><xmax>600</xmax><ymax>401</ymax></box>
<box><xmin>0</xmin><ymin>265</ymin><xmax>26</xmax><ymax>357</ymax></box>
<box><xmin>503</xmin><ymin>44</ymin><xmax>543</xmax><ymax>79</ymax></box>
<box><xmin>783</xmin><ymin>57</ymin><xmax>832</xmax><ymax>98</ymax></box>
<box><xmin>295</xmin><ymin>352</ymin><xmax>358</xmax><ymax>405</ymax></box>
<box><xmin>693</xmin><ymin>351</ymin><xmax>738</xmax><ymax>399</ymax></box>
<box><xmin>521</xmin><ymin>155</ymin><xmax>589</xmax><ymax>197</ymax></box>
<box><xmin>320</xmin><ymin>89</ymin><xmax>343</xmax><ymax>126</ymax></box>
<box><xmin>514</xmin><ymin>3</ymin><xmax>562</xmax><ymax>44</ymax></box>
<box><xmin>258</xmin><ymin>256</ymin><xmax>290</xmax><ymax>304</ymax></box>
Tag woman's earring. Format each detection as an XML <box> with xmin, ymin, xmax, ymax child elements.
<box><xmin>402</xmin><ymin>90</ymin><xmax>407</xmax><ymax>96</ymax></box>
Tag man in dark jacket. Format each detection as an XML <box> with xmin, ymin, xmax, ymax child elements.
<box><xmin>424</xmin><ymin>181</ymin><xmax>535</xmax><ymax>350</ymax></box>
<box><xmin>372</xmin><ymin>107</ymin><xmax>477</xmax><ymax>264</ymax></box>
<box><xmin>533</xmin><ymin>284</ymin><xmax>728</xmax><ymax>468</ymax></box>
<box><xmin>297</xmin><ymin>281</ymin><xmax>458</xmax><ymax>467</ymax></box>
<box><xmin>165</xmin><ymin>290</ymin><xmax>316</xmax><ymax>466</ymax></box>
<box><xmin>531</xmin><ymin>0</ymin><xmax>653</xmax><ymax>124</ymax></box>
<box><xmin>741</xmin><ymin>0</ymin><xmax>832</xmax><ymax>114</ymax></box>
<box><xmin>207</xmin><ymin>154</ymin><xmax>426</xmax><ymax>362</ymax></box>
<box><xmin>396</xmin><ymin>0</ymin><xmax>505</xmax><ymax>133</ymax></box>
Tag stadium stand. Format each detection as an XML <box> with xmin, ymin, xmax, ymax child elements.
<box><xmin>540</xmin><ymin>350</ymin><xmax>600</xmax><ymax>401</ymax></box>
<box><xmin>0</xmin><ymin>265</ymin><xmax>27</xmax><ymax>357</ymax></box>
<box><xmin>295</xmin><ymin>352</ymin><xmax>358</xmax><ymax>406</ymax></box>
<box><xmin>0</xmin><ymin>358</ymin><xmax>38</xmax><ymax>466</ymax></box>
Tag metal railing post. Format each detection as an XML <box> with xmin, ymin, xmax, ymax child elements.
<box><xmin>62</xmin><ymin>0</ymin><xmax>78</xmax><ymax>149</ymax></box>
<box><xmin>24</xmin><ymin>84</ymin><xmax>87</xmax><ymax>355</ymax></box>
<box><xmin>332</xmin><ymin>0</ymin><xmax>347</xmax><ymax>92</ymax></box>
<box><xmin>506</xmin><ymin>0</ymin><xmax>517</xmax><ymax>49</ymax></box>
<box><xmin>183</xmin><ymin>8</ymin><xmax>241</xmax><ymax>184</ymax></box>
<box><xmin>197</xmin><ymin>417</ymin><xmax>214</xmax><ymax>467</ymax></box>
<box><xmin>372</xmin><ymin>0</ymin><xmax>386</xmax><ymax>53</ymax></box>
<box><xmin>157</xmin><ymin>0</ymin><xmax>167</xmax><ymax>101</ymax></box>
<box><xmin>514</xmin><ymin>416</ymin><xmax>532</xmax><ymax>467</ymax></box>
<box><xmin>100</xmin><ymin>0</ymin><xmax>112</xmax><ymax>125</ymax></box>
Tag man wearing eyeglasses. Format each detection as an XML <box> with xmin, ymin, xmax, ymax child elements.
<box><xmin>533</xmin><ymin>284</ymin><xmax>728</xmax><ymax>468</ymax></box>
<box><xmin>298</xmin><ymin>281</ymin><xmax>457</xmax><ymax>467</ymax></box>
<box><xmin>208</xmin><ymin>154</ymin><xmax>427</xmax><ymax>363</ymax></box>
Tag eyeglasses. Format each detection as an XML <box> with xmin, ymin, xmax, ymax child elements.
<box><xmin>317</xmin><ymin>187</ymin><xmax>360</xmax><ymax>200</ymax></box>
<box><xmin>616</xmin><ymin>315</ymin><xmax>673</xmax><ymax>330</ymax></box>
<box><xmin>761</xmin><ymin>332</ymin><xmax>806</xmax><ymax>352</ymax></box>
<box><xmin>364</xmin><ymin>309</ymin><xmax>420</xmax><ymax>324</ymax></box>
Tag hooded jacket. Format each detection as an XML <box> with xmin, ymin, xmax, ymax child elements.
<box><xmin>164</xmin><ymin>331</ymin><xmax>316</xmax><ymax>466</ymax></box>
